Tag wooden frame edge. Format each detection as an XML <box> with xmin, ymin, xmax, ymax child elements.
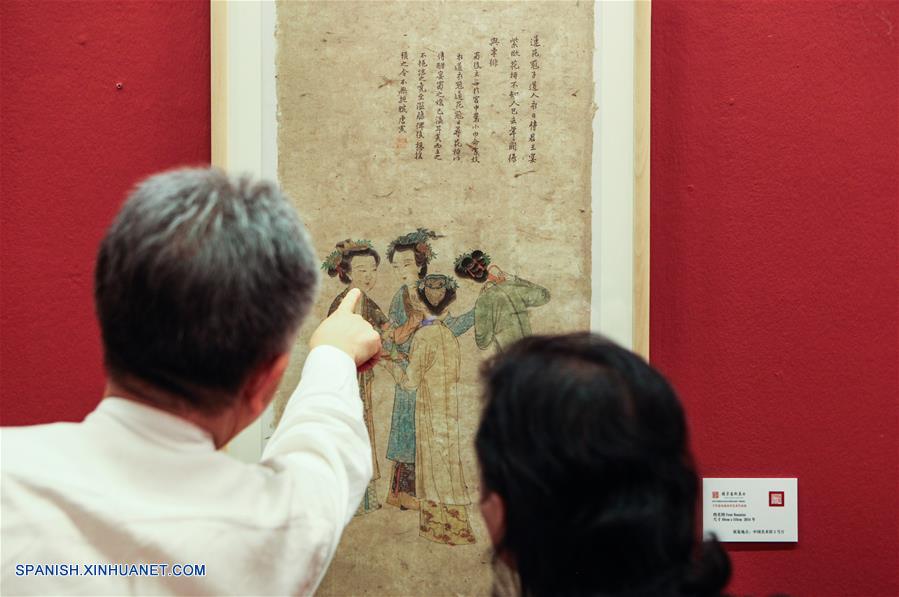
<box><xmin>210</xmin><ymin>0</ymin><xmax>229</xmax><ymax>454</ymax></box>
<box><xmin>211</xmin><ymin>0</ymin><xmax>228</xmax><ymax>169</ymax></box>
<box><xmin>633</xmin><ymin>0</ymin><xmax>651</xmax><ymax>360</ymax></box>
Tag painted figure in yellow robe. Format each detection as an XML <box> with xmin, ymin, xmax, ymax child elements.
<box><xmin>382</xmin><ymin>229</ymin><xmax>474</xmax><ymax>511</ymax></box>
<box><xmin>382</xmin><ymin>273</ymin><xmax>475</xmax><ymax>545</ymax></box>
<box><xmin>323</xmin><ymin>239</ymin><xmax>388</xmax><ymax>514</ymax></box>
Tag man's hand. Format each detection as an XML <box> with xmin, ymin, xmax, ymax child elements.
<box><xmin>310</xmin><ymin>288</ymin><xmax>381</xmax><ymax>366</ymax></box>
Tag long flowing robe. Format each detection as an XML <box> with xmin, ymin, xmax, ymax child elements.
<box><xmin>385</xmin><ymin>286</ymin><xmax>474</xmax><ymax>464</ymax></box>
<box><xmin>329</xmin><ymin>288</ymin><xmax>387</xmax><ymax>479</ymax></box>
<box><xmin>473</xmin><ymin>275</ymin><xmax>550</xmax><ymax>352</ymax></box>
<box><xmin>384</xmin><ymin>286</ymin><xmax>418</xmax><ymax>464</ymax></box>
<box><xmin>397</xmin><ymin>321</ymin><xmax>469</xmax><ymax>506</ymax></box>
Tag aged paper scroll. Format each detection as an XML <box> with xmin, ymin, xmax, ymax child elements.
<box><xmin>273</xmin><ymin>1</ymin><xmax>594</xmax><ymax>593</ymax></box>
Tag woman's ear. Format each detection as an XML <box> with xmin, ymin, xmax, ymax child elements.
<box><xmin>479</xmin><ymin>490</ymin><xmax>506</xmax><ymax>549</ymax></box>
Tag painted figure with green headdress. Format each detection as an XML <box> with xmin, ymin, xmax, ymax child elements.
<box><xmin>381</xmin><ymin>229</ymin><xmax>474</xmax><ymax>512</ymax></box>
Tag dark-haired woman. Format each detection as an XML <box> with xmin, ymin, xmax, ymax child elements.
<box><xmin>323</xmin><ymin>240</ymin><xmax>388</xmax><ymax>514</ymax></box>
<box><xmin>476</xmin><ymin>333</ymin><xmax>731</xmax><ymax>597</ymax></box>
<box><xmin>383</xmin><ymin>230</ymin><xmax>474</xmax><ymax>510</ymax></box>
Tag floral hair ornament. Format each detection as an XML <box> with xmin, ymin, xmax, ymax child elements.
<box><xmin>387</xmin><ymin>228</ymin><xmax>441</xmax><ymax>264</ymax></box>
<box><xmin>416</xmin><ymin>273</ymin><xmax>459</xmax><ymax>292</ymax></box>
<box><xmin>321</xmin><ymin>249</ymin><xmax>342</xmax><ymax>273</ymax></box>
<box><xmin>321</xmin><ymin>239</ymin><xmax>375</xmax><ymax>278</ymax></box>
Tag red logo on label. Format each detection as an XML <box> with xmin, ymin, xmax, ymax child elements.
<box><xmin>712</xmin><ymin>491</ymin><xmax>719</xmax><ymax>498</ymax></box>
<box><xmin>769</xmin><ymin>491</ymin><xmax>785</xmax><ymax>507</ymax></box>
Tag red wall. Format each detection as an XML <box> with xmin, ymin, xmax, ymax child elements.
<box><xmin>0</xmin><ymin>0</ymin><xmax>210</xmax><ymax>424</ymax></box>
<box><xmin>1</xmin><ymin>1</ymin><xmax>896</xmax><ymax>596</ymax></box>
<box><xmin>651</xmin><ymin>1</ymin><xmax>898</xmax><ymax>596</ymax></box>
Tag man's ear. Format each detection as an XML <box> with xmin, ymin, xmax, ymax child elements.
<box><xmin>242</xmin><ymin>352</ymin><xmax>291</xmax><ymax>419</ymax></box>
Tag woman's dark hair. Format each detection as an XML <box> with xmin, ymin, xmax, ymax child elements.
<box><xmin>454</xmin><ymin>249</ymin><xmax>490</xmax><ymax>283</ymax></box>
<box><xmin>386</xmin><ymin>228</ymin><xmax>439</xmax><ymax>279</ymax></box>
<box><xmin>415</xmin><ymin>274</ymin><xmax>457</xmax><ymax>315</ymax></box>
<box><xmin>475</xmin><ymin>333</ymin><xmax>730</xmax><ymax>597</ymax></box>
<box><xmin>327</xmin><ymin>245</ymin><xmax>380</xmax><ymax>284</ymax></box>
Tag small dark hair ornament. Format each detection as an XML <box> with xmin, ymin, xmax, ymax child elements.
<box><xmin>321</xmin><ymin>239</ymin><xmax>379</xmax><ymax>284</ymax></box>
<box><xmin>454</xmin><ymin>249</ymin><xmax>491</xmax><ymax>282</ymax></box>
<box><xmin>387</xmin><ymin>228</ymin><xmax>440</xmax><ymax>278</ymax></box>
<box><xmin>415</xmin><ymin>274</ymin><xmax>458</xmax><ymax>315</ymax></box>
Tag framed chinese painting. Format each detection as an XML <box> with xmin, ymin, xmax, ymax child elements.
<box><xmin>212</xmin><ymin>1</ymin><xmax>649</xmax><ymax>593</ymax></box>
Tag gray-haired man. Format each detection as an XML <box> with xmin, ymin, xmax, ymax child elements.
<box><xmin>0</xmin><ymin>168</ymin><xmax>380</xmax><ymax>595</ymax></box>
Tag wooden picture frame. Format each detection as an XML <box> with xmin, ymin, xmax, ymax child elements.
<box><xmin>212</xmin><ymin>0</ymin><xmax>650</xmax><ymax>462</ymax></box>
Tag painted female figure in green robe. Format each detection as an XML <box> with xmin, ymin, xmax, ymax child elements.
<box><xmin>455</xmin><ymin>249</ymin><xmax>550</xmax><ymax>352</ymax></box>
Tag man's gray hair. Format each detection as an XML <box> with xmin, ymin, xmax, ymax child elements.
<box><xmin>95</xmin><ymin>167</ymin><xmax>319</xmax><ymax>411</ymax></box>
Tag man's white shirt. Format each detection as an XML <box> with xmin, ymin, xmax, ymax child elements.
<box><xmin>0</xmin><ymin>345</ymin><xmax>372</xmax><ymax>596</ymax></box>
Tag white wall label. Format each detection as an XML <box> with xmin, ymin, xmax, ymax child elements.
<box><xmin>702</xmin><ymin>477</ymin><xmax>798</xmax><ymax>543</ymax></box>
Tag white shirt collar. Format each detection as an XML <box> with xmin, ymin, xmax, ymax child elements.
<box><xmin>87</xmin><ymin>397</ymin><xmax>215</xmax><ymax>451</ymax></box>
